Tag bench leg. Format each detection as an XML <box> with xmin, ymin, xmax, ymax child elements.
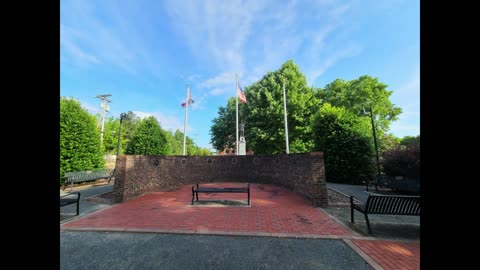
<box><xmin>364</xmin><ymin>213</ymin><xmax>372</xmax><ymax>234</ymax></box>
<box><xmin>351</xmin><ymin>207</ymin><xmax>355</xmax><ymax>223</ymax></box>
<box><xmin>76</xmin><ymin>199</ymin><xmax>80</xmax><ymax>216</ymax></box>
<box><xmin>191</xmin><ymin>188</ymin><xmax>194</xmax><ymax>205</ymax></box>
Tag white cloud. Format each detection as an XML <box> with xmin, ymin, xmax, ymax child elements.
<box><xmin>80</xmin><ymin>100</ymin><xmax>102</xmax><ymax>115</ymax></box>
<box><xmin>389</xmin><ymin>123</ymin><xmax>420</xmax><ymax>137</ymax></box>
<box><xmin>210</xmin><ymin>88</ymin><xmax>229</xmax><ymax>96</ymax></box>
<box><xmin>165</xmin><ymin>0</ymin><xmax>363</xmax><ymax>92</ymax></box>
<box><xmin>163</xmin><ymin>0</ymin><xmax>267</xmax><ymax>72</ymax></box>
<box><xmin>396</xmin><ymin>66</ymin><xmax>420</xmax><ymax>96</ymax></box>
<box><xmin>132</xmin><ymin>111</ymin><xmax>191</xmax><ymax>132</ymax></box>
<box><xmin>305</xmin><ymin>43</ymin><xmax>363</xmax><ymax>85</ymax></box>
<box><xmin>201</xmin><ymin>72</ymin><xmax>238</xmax><ymax>88</ymax></box>
<box><xmin>61</xmin><ymin>1</ymin><xmax>168</xmax><ymax>78</ymax></box>
<box><xmin>329</xmin><ymin>3</ymin><xmax>351</xmax><ymax>18</ymax></box>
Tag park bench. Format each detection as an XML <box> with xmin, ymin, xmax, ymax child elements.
<box><xmin>373</xmin><ymin>174</ymin><xmax>420</xmax><ymax>194</ymax></box>
<box><xmin>60</xmin><ymin>191</ymin><xmax>80</xmax><ymax>216</ymax></box>
<box><xmin>63</xmin><ymin>168</ymin><xmax>115</xmax><ymax>191</ymax></box>
<box><xmin>350</xmin><ymin>194</ymin><xmax>420</xmax><ymax>234</ymax></box>
<box><xmin>192</xmin><ymin>183</ymin><xmax>250</xmax><ymax>205</ymax></box>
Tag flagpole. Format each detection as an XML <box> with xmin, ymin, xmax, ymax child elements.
<box><xmin>183</xmin><ymin>84</ymin><xmax>189</xmax><ymax>156</ymax></box>
<box><xmin>283</xmin><ymin>79</ymin><xmax>289</xmax><ymax>154</ymax></box>
<box><xmin>236</xmin><ymin>74</ymin><xmax>239</xmax><ymax>155</ymax></box>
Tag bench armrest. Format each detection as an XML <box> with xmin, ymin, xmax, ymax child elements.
<box><xmin>350</xmin><ymin>195</ymin><xmax>364</xmax><ymax>206</ymax></box>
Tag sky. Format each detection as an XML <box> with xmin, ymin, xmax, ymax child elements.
<box><xmin>60</xmin><ymin>0</ymin><xmax>419</xmax><ymax>151</ymax></box>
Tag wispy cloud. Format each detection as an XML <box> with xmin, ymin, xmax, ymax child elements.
<box><xmin>164</xmin><ymin>0</ymin><xmax>267</xmax><ymax>72</ymax></box>
<box><xmin>396</xmin><ymin>66</ymin><xmax>420</xmax><ymax>96</ymax></box>
<box><xmin>210</xmin><ymin>88</ymin><xmax>229</xmax><ymax>96</ymax></box>
<box><xmin>329</xmin><ymin>3</ymin><xmax>351</xmax><ymax>17</ymax></box>
<box><xmin>61</xmin><ymin>0</ymin><xmax>169</xmax><ymax>78</ymax></box>
<box><xmin>80</xmin><ymin>100</ymin><xmax>102</xmax><ymax>115</ymax></box>
<box><xmin>389</xmin><ymin>65</ymin><xmax>420</xmax><ymax>137</ymax></box>
<box><xmin>133</xmin><ymin>111</ymin><xmax>190</xmax><ymax>132</ymax></box>
<box><xmin>306</xmin><ymin>43</ymin><xmax>363</xmax><ymax>85</ymax></box>
<box><xmin>163</xmin><ymin>0</ymin><xmax>363</xmax><ymax>97</ymax></box>
<box><xmin>389</xmin><ymin>123</ymin><xmax>420</xmax><ymax>137</ymax></box>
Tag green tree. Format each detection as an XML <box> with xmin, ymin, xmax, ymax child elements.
<box><xmin>197</xmin><ymin>148</ymin><xmax>212</xmax><ymax>156</ymax></box>
<box><xmin>125</xmin><ymin>116</ymin><xmax>169</xmax><ymax>155</ymax></box>
<box><xmin>400</xmin><ymin>135</ymin><xmax>420</xmax><ymax>147</ymax></box>
<box><xmin>311</xmin><ymin>103</ymin><xmax>375</xmax><ymax>184</ymax></box>
<box><xmin>210</xmin><ymin>60</ymin><xmax>320</xmax><ymax>154</ymax></box>
<box><xmin>245</xmin><ymin>60</ymin><xmax>320</xmax><ymax>154</ymax></box>
<box><xmin>378</xmin><ymin>133</ymin><xmax>401</xmax><ymax>153</ymax></box>
<box><xmin>210</xmin><ymin>98</ymin><xmax>237</xmax><ymax>151</ymax></box>
<box><xmin>60</xmin><ymin>97</ymin><xmax>104</xmax><ymax>185</ymax></box>
<box><xmin>321</xmin><ymin>75</ymin><xmax>402</xmax><ymax>134</ymax></box>
<box><xmin>121</xmin><ymin>111</ymin><xmax>140</xmax><ymax>151</ymax></box>
<box><xmin>102</xmin><ymin>116</ymin><xmax>120</xmax><ymax>154</ymax></box>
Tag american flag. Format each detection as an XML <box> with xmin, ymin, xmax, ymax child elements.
<box><xmin>237</xmin><ymin>83</ymin><xmax>247</xmax><ymax>103</ymax></box>
<box><xmin>181</xmin><ymin>94</ymin><xmax>194</xmax><ymax>107</ymax></box>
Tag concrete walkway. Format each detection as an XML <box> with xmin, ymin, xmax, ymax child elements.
<box><xmin>327</xmin><ymin>182</ymin><xmax>372</xmax><ymax>202</ymax></box>
<box><xmin>60</xmin><ymin>182</ymin><xmax>420</xmax><ymax>270</ymax></box>
<box><xmin>60</xmin><ymin>182</ymin><xmax>114</xmax><ymax>223</ymax></box>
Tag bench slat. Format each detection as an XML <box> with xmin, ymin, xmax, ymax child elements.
<box><xmin>351</xmin><ymin>194</ymin><xmax>420</xmax><ymax>234</ymax></box>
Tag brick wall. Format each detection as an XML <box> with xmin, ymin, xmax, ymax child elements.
<box><xmin>113</xmin><ymin>152</ymin><xmax>328</xmax><ymax>206</ymax></box>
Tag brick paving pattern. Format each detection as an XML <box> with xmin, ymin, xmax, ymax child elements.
<box><xmin>62</xmin><ymin>182</ymin><xmax>351</xmax><ymax>236</ymax></box>
<box><xmin>352</xmin><ymin>239</ymin><xmax>420</xmax><ymax>270</ymax></box>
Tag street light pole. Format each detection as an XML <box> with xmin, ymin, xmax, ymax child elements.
<box><xmin>369</xmin><ymin>105</ymin><xmax>381</xmax><ymax>176</ymax></box>
<box><xmin>362</xmin><ymin>105</ymin><xmax>381</xmax><ymax>192</ymax></box>
<box><xmin>116</xmin><ymin>113</ymin><xmax>127</xmax><ymax>157</ymax></box>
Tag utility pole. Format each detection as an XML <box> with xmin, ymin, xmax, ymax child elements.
<box><xmin>96</xmin><ymin>94</ymin><xmax>112</xmax><ymax>146</ymax></box>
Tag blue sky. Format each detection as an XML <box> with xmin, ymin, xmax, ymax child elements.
<box><xmin>60</xmin><ymin>0</ymin><xmax>419</xmax><ymax>151</ymax></box>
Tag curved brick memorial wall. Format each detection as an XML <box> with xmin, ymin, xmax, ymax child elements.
<box><xmin>113</xmin><ymin>152</ymin><xmax>328</xmax><ymax>206</ymax></box>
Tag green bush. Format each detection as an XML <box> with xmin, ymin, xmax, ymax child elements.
<box><xmin>312</xmin><ymin>103</ymin><xmax>376</xmax><ymax>184</ymax></box>
<box><xmin>60</xmin><ymin>97</ymin><xmax>104</xmax><ymax>186</ymax></box>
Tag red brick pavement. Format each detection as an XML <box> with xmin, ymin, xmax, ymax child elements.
<box><xmin>62</xmin><ymin>182</ymin><xmax>351</xmax><ymax>236</ymax></box>
<box><xmin>351</xmin><ymin>239</ymin><xmax>420</xmax><ymax>270</ymax></box>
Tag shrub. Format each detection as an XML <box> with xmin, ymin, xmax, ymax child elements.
<box><xmin>60</xmin><ymin>97</ymin><xmax>104</xmax><ymax>185</ymax></box>
<box><xmin>381</xmin><ymin>142</ymin><xmax>420</xmax><ymax>178</ymax></box>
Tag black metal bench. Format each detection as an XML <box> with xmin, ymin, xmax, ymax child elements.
<box><xmin>373</xmin><ymin>175</ymin><xmax>420</xmax><ymax>194</ymax></box>
<box><xmin>192</xmin><ymin>183</ymin><xmax>250</xmax><ymax>205</ymax></box>
<box><xmin>63</xmin><ymin>168</ymin><xmax>115</xmax><ymax>191</ymax></box>
<box><xmin>350</xmin><ymin>194</ymin><xmax>420</xmax><ymax>234</ymax></box>
<box><xmin>60</xmin><ymin>192</ymin><xmax>81</xmax><ymax>216</ymax></box>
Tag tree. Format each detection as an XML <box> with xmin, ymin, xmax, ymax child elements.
<box><xmin>121</xmin><ymin>111</ymin><xmax>140</xmax><ymax>151</ymax></box>
<box><xmin>245</xmin><ymin>60</ymin><xmax>320</xmax><ymax>154</ymax></box>
<box><xmin>197</xmin><ymin>148</ymin><xmax>212</xmax><ymax>156</ymax></box>
<box><xmin>321</xmin><ymin>75</ymin><xmax>402</xmax><ymax>134</ymax></box>
<box><xmin>210</xmin><ymin>97</ymin><xmax>237</xmax><ymax>152</ymax></box>
<box><xmin>60</xmin><ymin>97</ymin><xmax>104</xmax><ymax>185</ymax></box>
<box><xmin>400</xmin><ymin>135</ymin><xmax>420</xmax><ymax>148</ymax></box>
<box><xmin>102</xmin><ymin>116</ymin><xmax>120</xmax><ymax>154</ymax></box>
<box><xmin>210</xmin><ymin>60</ymin><xmax>320</xmax><ymax>154</ymax></box>
<box><xmin>311</xmin><ymin>103</ymin><xmax>375</xmax><ymax>184</ymax></box>
<box><xmin>378</xmin><ymin>133</ymin><xmax>401</xmax><ymax>153</ymax></box>
<box><xmin>381</xmin><ymin>142</ymin><xmax>420</xmax><ymax>178</ymax></box>
<box><xmin>125</xmin><ymin>116</ymin><xmax>169</xmax><ymax>155</ymax></box>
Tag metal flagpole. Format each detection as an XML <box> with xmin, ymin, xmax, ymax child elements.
<box><xmin>236</xmin><ymin>74</ymin><xmax>239</xmax><ymax>155</ymax></box>
<box><xmin>283</xmin><ymin>80</ymin><xmax>289</xmax><ymax>154</ymax></box>
<box><xmin>182</xmin><ymin>84</ymin><xmax>189</xmax><ymax>156</ymax></box>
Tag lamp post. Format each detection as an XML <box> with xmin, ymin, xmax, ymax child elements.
<box><xmin>116</xmin><ymin>113</ymin><xmax>128</xmax><ymax>157</ymax></box>
<box><xmin>362</xmin><ymin>105</ymin><xmax>381</xmax><ymax>191</ymax></box>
